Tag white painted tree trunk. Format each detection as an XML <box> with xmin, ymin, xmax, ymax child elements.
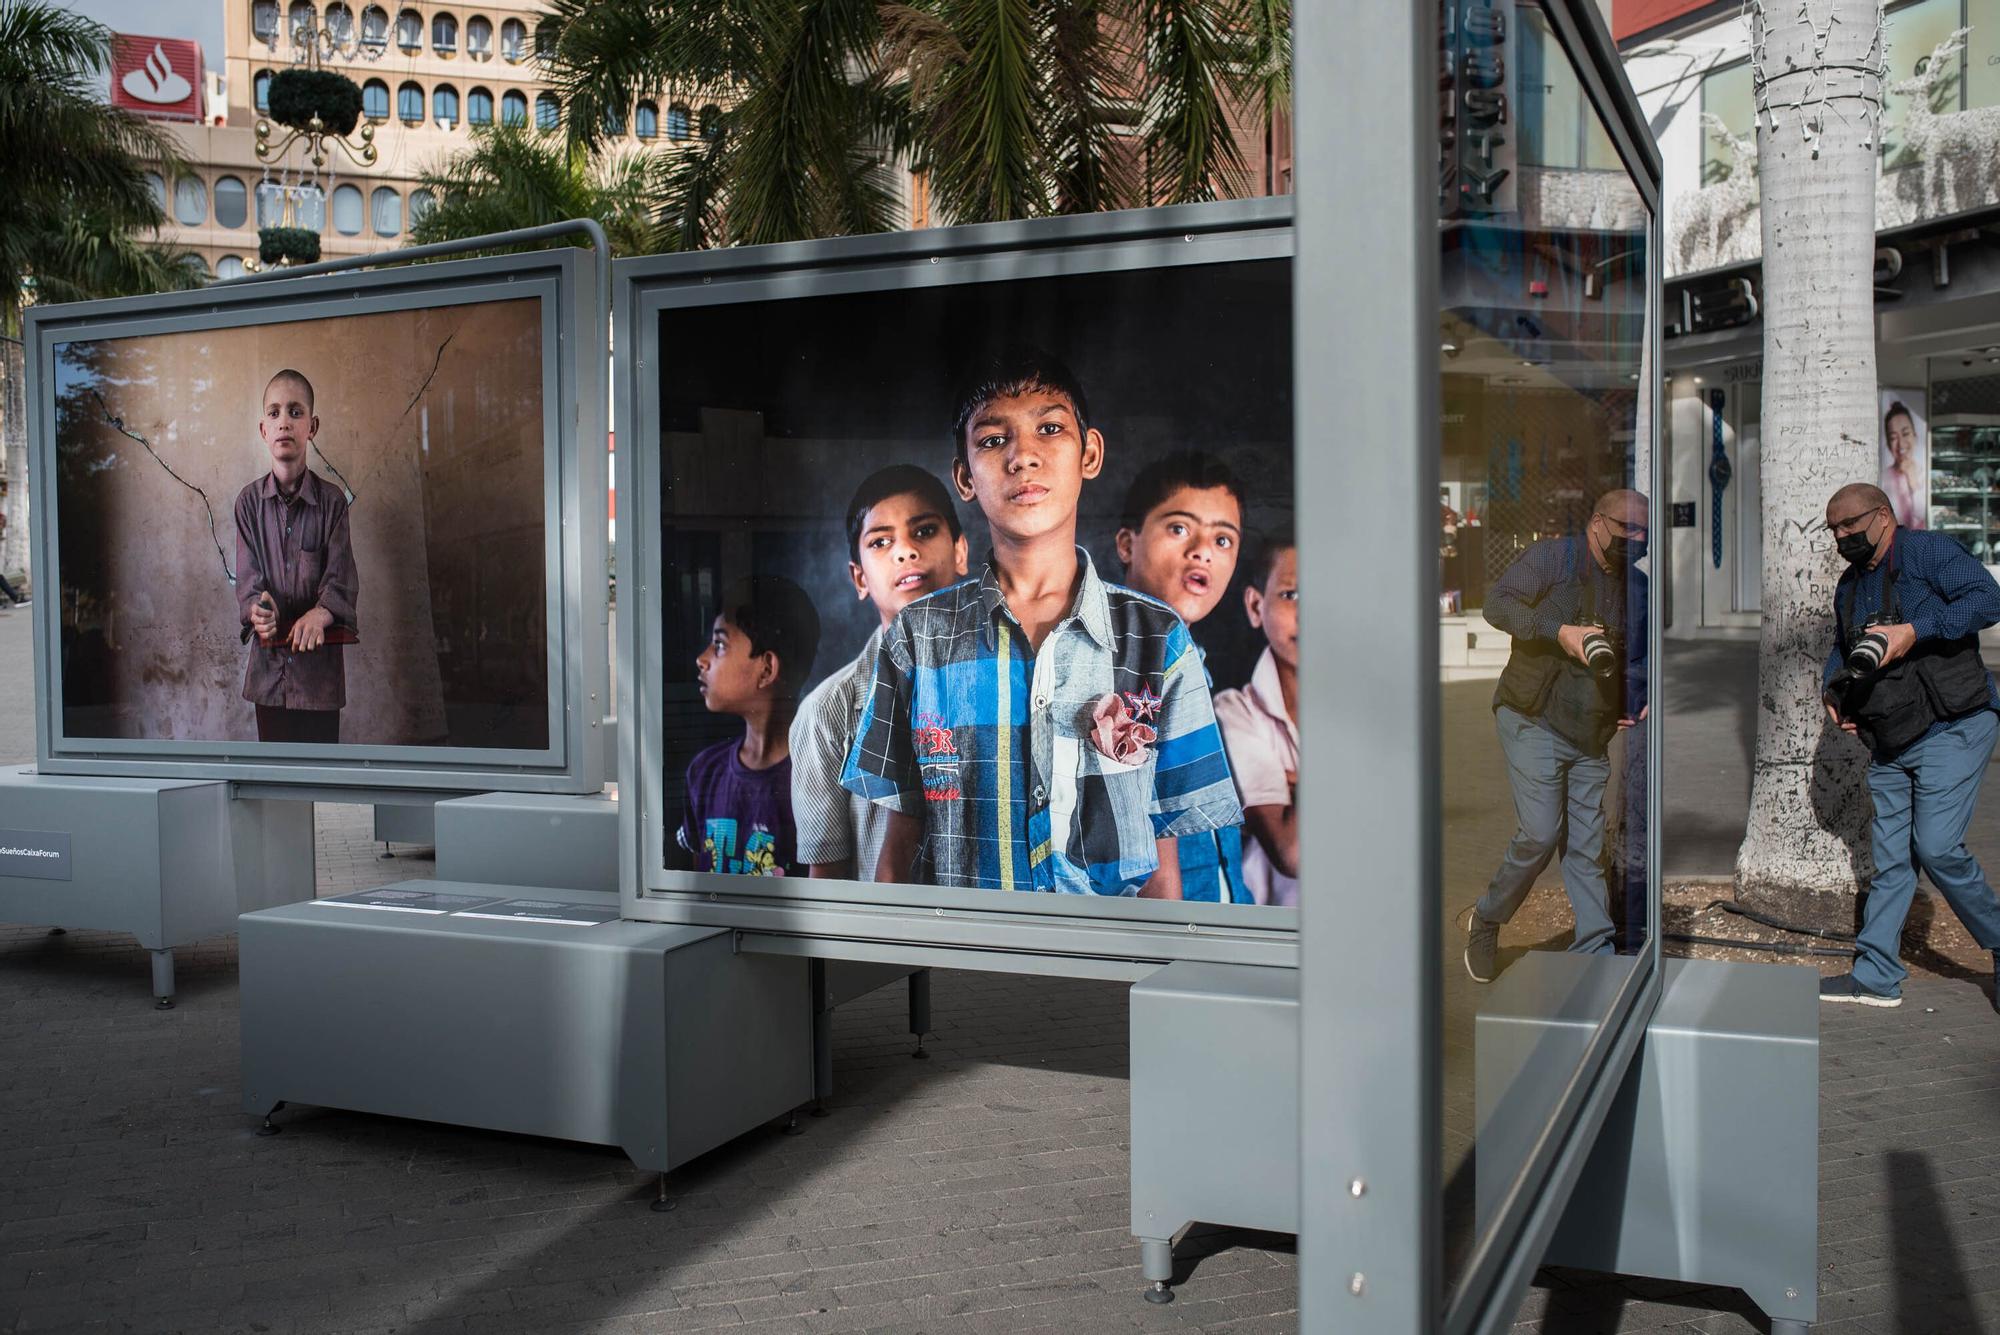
<box><xmin>1734</xmin><ymin>0</ymin><xmax>1883</xmax><ymax>918</ymax></box>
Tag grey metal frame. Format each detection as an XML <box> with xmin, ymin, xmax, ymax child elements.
<box><xmin>23</xmin><ymin>236</ymin><xmax>608</xmax><ymax>793</ymax></box>
<box><xmin>1296</xmin><ymin>1</ymin><xmax>1666</xmax><ymax>1332</ymax></box>
<box><xmin>612</xmin><ymin>200</ymin><xmax>1301</xmax><ymax>970</ymax></box>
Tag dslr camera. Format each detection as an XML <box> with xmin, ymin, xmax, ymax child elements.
<box><xmin>1576</xmin><ymin>617</ymin><xmax>1619</xmax><ymax>679</ymax></box>
<box><xmin>1823</xmin><ymin>613</ymin><xmax>1897</xmax><ymax>710</ymax></box>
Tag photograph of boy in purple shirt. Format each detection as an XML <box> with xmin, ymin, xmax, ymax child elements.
<box><xmin>234</xmin><ymin>369</ymin><xmax>359</xmax><ymax>745</ymax></box>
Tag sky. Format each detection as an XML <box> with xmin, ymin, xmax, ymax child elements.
<box><xmin>65</xmin><ymin>0</ymin><xmax>226</xmax><ymax>85</ymax></box>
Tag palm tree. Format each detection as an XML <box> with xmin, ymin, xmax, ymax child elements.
<box><xmin>0</xmin><ymin>1</ymin><xmax>204</xmax><ymax>335</ymax></box>
<box><xmin>409</xmin><ymin>125</ymin><xmax>678</xmax><ymax>255</ymax></box>
<box><xmin>494</xmin><ymin>0</ymin><xmax>1288</xmax><ymax>251</ymax></box>
<box><xmin>1734</xmin><ymin>0</ymin><xmax>1884</xmax><ymax>921</ymax></box>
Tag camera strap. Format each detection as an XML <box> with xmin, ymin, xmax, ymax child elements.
<box><xmin>1841</xmin><ymin>538</ymin><xmax>1902</xmax><ymax>634</ymax></box>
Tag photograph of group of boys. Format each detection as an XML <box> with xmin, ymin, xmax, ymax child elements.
<box><xmin>51</xmin><ymin>297</ymin><xmax>554</xmax><ymax>751</ymax></box>
<box><xmin>654</xmin><ymin>259</ymin><xmax>1299</xmax><ymax>904</ymax></box>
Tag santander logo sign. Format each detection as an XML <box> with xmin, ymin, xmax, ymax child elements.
<box><xmin>109</xmin><ymin>34</ymin><xmax>205</xmax><ymax>121</ymax></box>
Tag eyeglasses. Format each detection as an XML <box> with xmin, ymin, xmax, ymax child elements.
<box><xmin>1827</xmin><ymin>506</ymin><xmax>1885</xmax><ymax>537</ymax></box>
<box><xmin>1600</xmin><ymin>515</ymin><xmax>1649</xmax><ymax>541</ymax></box>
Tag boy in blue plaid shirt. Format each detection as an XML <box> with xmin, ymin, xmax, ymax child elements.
<box><xmin>841</xmin><ymin>350</ymin><xmax>1241</xmax><ymax>896</ymax></box>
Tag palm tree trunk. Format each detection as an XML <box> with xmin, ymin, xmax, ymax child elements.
<box><xmin>1735</xmin><ymin>0</ymin><xmax>1883</xmax><ymax>921</ymax></box>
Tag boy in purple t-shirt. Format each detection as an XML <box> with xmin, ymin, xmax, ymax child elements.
<box><xmin>675</xmin><ymin>576</ymin><xmax>821</xmax><ymax>877</ymax></box>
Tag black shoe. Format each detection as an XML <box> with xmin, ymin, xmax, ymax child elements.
<box><xmin>1819</xmin><ymin>972</ymin><xmax>1902</xmax><ymax>1008</ymax></box>
<box><xmin>1464</xmin><ymin>911</ymin><xmax>1500</xmax><ymax>984</ymax></box>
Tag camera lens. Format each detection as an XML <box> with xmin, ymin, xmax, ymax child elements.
<box><xmin>1848</xmin><ymin>632</ymin><xmax>1888</xmax><ymax>674</ymax></box>
<box><xmin>1581</xmin><ymin>631</ymin><xmax>1615</xmax><ymax>676</ymax></box>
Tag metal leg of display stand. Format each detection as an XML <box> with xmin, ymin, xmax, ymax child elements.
<box><xmin>256</xmin><ymin>1101</ymin><xmax>286</xmax><ymax>1137</ymax></box>
<box><xmin>909</xmin><ymin>968</ymin><xmax>931</xmax><ymax>1059</ymax></box>
<box><xmin>1140</xmin><ymin>1238</ymin><xmax>1175</xmax><ymax>1303</ymax></box>
<box><xmin>651</xmin><ymin>1173</ymin><xmax>676</xmax><ymax>1214</ymax></box>
<box><xmin>149</xmin><ymin>949</ymin><xmax>174</xmax><ymax>1010</ymax></box>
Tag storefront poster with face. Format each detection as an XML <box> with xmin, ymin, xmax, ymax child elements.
<box><xmin>52</xmin><ymin>298</ymin><xmax>551</xmax><ymax>749</ymax></box>
<box><xmin>1879</xmin><ymin>387</ymin><xmax>1928</xmax><ymax>532</ymax></box>
<box><xmin>656</xmin><ymin>258</ymin><xmax>1298</xmax><ymax>908</ymax></box>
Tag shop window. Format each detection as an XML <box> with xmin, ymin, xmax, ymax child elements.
<box><xmin>1699</xmin><ymin>59</ymin><xmax>1755</xmax><ymax>184</ymax></box>
<box><xmin>332</xmin><ymin>183</ymin><xmax>364</xmax><ymax>235</ymax></box>
<box><xmin>1970</xmin><ymin>0</ymin><xmax>2000</xmax><ymax>118</ymax></box>
<box><xmin>468</xmin><ymin>86</ymin><xmax>493</xmax><ymax>127</ymax></box>
<box><xmin>665</xmin><ymin>102</ymin><xmax>689</xmax><ymax>140</ymax></box>
<box><xmin>395</xmin><ymin>7</ymin><xmax>420</xmax><ymax>51</ymax></box>
<box><xmin>535</xmin><ymin>92</ymin><xmax>560</xmax><ymax>130</ymax></box>
<box><xmin>213</xmin><ymin>175</ymin><xmax>248</xmax><ymax>229</ymax></box>
<box><xmin>500</xmin><ymin>89</ymin><xmax>527</xmax><ymax>127</ymax></box>
<box><xmin>699</xmin><ymin>103</ymin><xmax>721</xmax><ymax>141</ymax></box>
<box><xmin>362</xmin><ymin>78</ymin><xmax>390</xmax><ymax>120</ymax></box>
<box><xmin>251</xmin><ymin>0</ymin><xmax>279</xmax><ymax>44</ymax></box>
<box><xmin>371</xmin><ymin>186</ymin><xmax>402</xmax><ymax>236</ymax></box>
<box><xmin>254</xmin><ymin>69</ymin><xmax>272</xmax><ymax>113</ymax></box>
<box><xmin>216</xmin><ymin>255</ymin><xmax>246</xmax><ymax>280</ymax></box>
<box><xmin>434</xmin><ymin>83</ymin><xmax>460</xmax><ymax>127</ymax></box>
<box><xmin>397</xmin><ymin>80</ymin><xmax>423</xmax><ymax>123</ymax></box>
<box><xmin>1881</xmin><ymin>0</ymin><xmax>1966</xmax><ymax>167</ymax></box>
<box><xmin>173</xmin><ymin>174</ymin><xmax>207</xmax><ymax>227</ymax></box>
<box><xmin>466</xmin><ymin>15</ymin><xmax>492</xmax><ymax>59</ymax></box>
<box><xmin>500</xmin><ymin>17</ymin><xmax>526</xmax><ymax>61</ymax></box>
<box><xmin>635</xmin><ymin>100</ymin><xmax>657</xmax><ymax>139</ymax></box>
<box><xmin>432</xmin><ymin>12</ymin><xmax>457</xmax><ymax>55</ymax></box>
<box><xmin>360</xmin><ymin>4</ymin><xmax>387</xmax><ymax>50</ymax></box>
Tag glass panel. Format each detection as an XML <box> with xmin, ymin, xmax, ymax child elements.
<box><xmin>1700</xmin><ymin>60</ymin><xmax>1754</xmax><ymax>183</ymax></box>
<box><xmin>501</xmin><ymin>18</ymin><xmax>526</xmax><ymax>60</ymax></box>
<box><xmin>332</xmin><ymin>184</ymin><xmax>364</xmax><ymax>235</ymax></box>
<box><xmin>288</xmin><ymin>0</ymin><xmax>314</xmax><ymax>44</ymax></box>
<box><xmin>216</xmin><ymin>255</ymin><xmax>246</xmax><ymax>280</ymax></box>
<box><xmin>398</xmin><ymin>81</ymin><xmax>423</xmax><ymax>121</ymax></box>
<box><xmin>173</xmin><ymin>175</ymin><xmax>207</xmax><ymax>226</ymax></box>
<box><xmin>360</xmin><ymin>4</ymin><xmax>387</xmax><ymax>49</ymax></box>
<box><xmin>409</xmin><ymin>187</ymin><xmax>434</xmax><ymax>222</ymax></box>
<box><xmin>501</xmin><ymin>90</ymin><xmax>527</xmax><ymax>127</ymax></box>
<box><xmin>666</xmin><ymin>102</ymin><xmax>689</xmax><ymax>139</ymax></box>
<box><xmin>602</xmin><ymin>105</ymin><xmax>624</xmax><ymax>137</ymax></box>
<box><xmin>636</xmin><ymin>101</ymin><xmax>658</xmax><ymax>139</ymax></box>
<box><xmin>252</xmin><ymin>0</ymin><xmax>279</xmax><ymax>43</ymax></box>
<box><xmin>255</xmin><ymin>70</ymin><xmax>271</xmax><ymax>112</ymax></box>
<box><xmin>396</xmin><ymin>8</ymin><xmax>420</xmax><ymax>50</ymax></box>
<box><xmin>434</xmin><ymin>84</ymin><xmax>459</xmax><ymax>126</ymax></box>
<box><xmin>469</xmin><ymin>87</ymin><xmax>493</xmax><ymax>126</ymax></box>
<box><xmin>1881</xmin><ymin>0</ymin><xmax>1962</xmax><ymax>167</ymax></box>
<box><xmin>363</xmin><ymin>78</ymin><xmax>389</xmax><ymax>120</ymax></box>
<box><xmin>214</xmin><ymin>176</ymin><xmax>248</xmax><ymax>229</ymax></box>
<box><xmin>466</xmin><ymin>15</ymin><xmax>492</xmax><ymax>57</ymax></box>
<box><xmin>699</xmin><ymin>104</ymin><xmax>721</xmax><ymax>140</ymax></box>
<box><xmin>324</xmin><ymin>2</ymin><xmax>353</xmax><ymax>44</ymax></box>
<box><xmin>1970</xmin><ymin>0</ymin><xmax>2000</xmax><ymax>114</ymax></box>
<box><xmin>371</xmin><ymin>186</ymin><xmax>402</xmax><ymax>236</ymax></box>
<box><xmin>432</xmin><ymin>13</ymin><xmax>457</xmax><ymax>53</ymax></box>
<box><xmin>294</xmin><ymin>184</ymin><xmax>324</xmax><ymax>231</ymax></box>
<box><xmin>535</xmin><ymin>93</ymin><xmax>560</xmax><ymax>130</ymax></box>
<box><xmin>534</xmin><ymin>19</ymin><xmax>555</xmax><ymax>56</ymax></box>
<box><xmin>1440</xmin><ymin>0</ymin><xmax>1652</xmax><ymax>1295</ymax></box>
<box><xmin>144</xmin><ymin>171</ymin><xmax>166</xmax><ymax>212</ymax></box>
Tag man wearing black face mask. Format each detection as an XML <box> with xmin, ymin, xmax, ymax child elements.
<box><xmin>1465</xmin><ymin>489</ymin><xmax>1650</xmax><ymax>982</ymax></box>
<box><xmin>1819</xmin><ymin>482</ymin><xmax>2000</xmax><ymax>1010</ymax></box>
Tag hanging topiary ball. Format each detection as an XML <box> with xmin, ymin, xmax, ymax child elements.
<box><xmin>266</xmin><ymin>68</ymin><xmax>364</xmax><ymax>136</ymax></box>
<box><xmin>259</xmin><ymin>226</ymin><xmax>321</xmax><ymax>266</ymax></box>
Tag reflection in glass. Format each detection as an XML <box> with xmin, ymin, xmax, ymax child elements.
<box><xmin>1440</xmin><ymin>0</ymin><xmax>1652</xmax><ymax>1294</ymax></box>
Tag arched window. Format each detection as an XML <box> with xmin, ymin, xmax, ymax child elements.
<box><xmin>145</xmin><ymin>171</ymin><xmax>166</xmax><ymax>210</ymax></box>
<box><xmin>699</xmin><ymin>103</ymin><xmax>721</xmax><ymax>141</ymax></box>
<box><xmin>534</xmin><ymin>92</ymin><xmax>559</xmax><ymax>130</ymax></box>
<box><xmin>265</xmin><ymin>181</ymin><xmax>325</xmax><ymax>231</ymax></box>
<box><xmin>500</xmin><ymin>89</ymin><xmax>526</xmax><ymax>127</ymax></box>
<box><xmin>635</xmin><ymin>100</ymin><xmax>657</xmax><ymax>139</ymax></box>
<box><xmin>665</xmin><ymin>101</ymin><xmax>689</xmax><ymax>140</ymax></box>
<box><xmin>359</xmin><ymin>4</ymin><xmax>387</xmax><ymax>49</ymax></box>
<box><xmin>323</xmin><ymin>2</ymin><xmax>353</xmax><ymax>43</ymax></box>
<box><xmin>332</xmin><ymin>183</ymin><xmax>364</xmax><ymax>235</ymax></box>
<box><xmin>410</xmin><ymin>187</ymin><xmax>435</xmax><ymax>223</ymax></box>
<box><xmin>287</xmin><ymin>0</ymin><xmax>314</xmax><ymax>43</ymax></box>
<box><xmin>601</xmin><ymin>104</ymin><xmax>624</xmax><ymax>137</ymax></box>
<box><xmin>371</xmin><ymin>186</ymin><xmax>402</xmax><ymax>236</ymax></box>
<box><xmin>213</xmin><ymin>175</ymin><xmax>248</xmax><ymax>228</ymax></box>
<box><xmin>173</xmin><ymin>174</ymin><xmax>207</xmax><ymax>226</ymax></box>
<box><xmin>433</xmin><ymin>83</ymin><xmax>459</xmax><ymax>126</ymax></box>
<box><xmin>216</xmin><ymin>255</ymin><xmax>247</xmax><ymax>281</ymax></box>
<box><xmin>397</xmin><ymin>80</ymin><xmax>423</xmax><ymax>122</ymax></box>
<box><xmin>431</xmin><ymin>12</ymin><xmax>456</xmax><ymax>53</ymax></box>
<box><xmin>534</xmin><ymin>19</ymin><xmax>555</xmax><ymax>56</ymax></box>
<box><xmin>254</xmin><ymin>69</ymin><xmax>272</xmax><ymax>112</ymax></box>
<box><xmin>296</xmin><ymin>183</ymin><xmax>325</xmax><ymax>231</ymax></box>
<box><xmin>251</xmin><ymin>0</ymin><xmax>279</xmax><ymax>44</ymax></box>
<box><xmin>362</xmin><ymin>78</ymin><xmax>389</xmax><ymax>120</ymax></box>
<box><xmin>465</xmin><ymin>15</ymin><xmax>491</xmax><ymax>59</ymax></box>
<box><xmin>254</xmin><ymin>180</ymin><xmax>282</xmax><ymax>227</ymax></box>
<box><xmin>395</xmin><ymin>7</ymin><xmax>420</xmax><ymax>50</ymax></box>
<box><xmin>467</xmin><ymin>86</ymin><xmax>493</xmax><ymax>126</ymax></box>
<box><xmin>500</xmin><ymin>17</ymin><xmax>525</xmax><ymax>61</ymax></box>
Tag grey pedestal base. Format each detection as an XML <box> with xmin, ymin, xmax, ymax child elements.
<box><xmin>371</xmin><ymin>800</ymin><xmax>436</xmax><ymax>850</ymax></box>
<box><xmin>1129</xmin><ymin>961</ymin><xmax>1300</xmax><ymax>1300</ymax></box>
<box><xmin>240</xmin><ymin>884</ymin><xmax>813</xmax><ymax>1173</ymax></box>
<box><xmin>0</xmin><ymin>768</ymin><xmax>314</xmax><ymax>1005</ymax></box>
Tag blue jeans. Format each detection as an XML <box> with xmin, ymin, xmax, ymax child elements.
<box><xmin>1476</xmin><ymin>707</ymin><xmax>1616</xmax><ymax>956</ymax></box>
<box><xmin>1855</xmin><ymin>709</ymin><xmax>2000</xmax><ymax>994</ymax></box>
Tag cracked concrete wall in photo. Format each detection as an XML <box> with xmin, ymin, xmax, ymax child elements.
<box><xmin>51</xmin><ymin>297</ymin><xmax>548</xmax><ymax>749</ymax></box>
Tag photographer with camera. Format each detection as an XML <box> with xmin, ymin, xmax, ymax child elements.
<box><xmin>1818</xmin><ymin>482</ymin><xmax>2000</xmax><ymax>1009</ymax></box>
<box><xmin>1464</xmin><ymin>490</ymin><xmax>1649</xmax><ymax>983</ymax></box>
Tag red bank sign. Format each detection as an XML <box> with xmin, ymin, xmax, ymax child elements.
<box><xmin>109</xmin><ymin>35</ymin><xmax>205</xmax><ymax>122</ymax></box>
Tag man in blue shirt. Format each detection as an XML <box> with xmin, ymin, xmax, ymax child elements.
<box><xmin>1464</xmin><ymin>490</ymin><xmax>1649</xmax><ymax>981</ymax></box>
<box><xmin>1818</xmin><ymin>482</ymin><xmax>2000</xmax><ymax>1009</ymax></box>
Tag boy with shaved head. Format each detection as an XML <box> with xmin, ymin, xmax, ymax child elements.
<box><xmin>1817</xmin><ymin>481</ymin><xmax>2000</xmax><ymax>1009</ymax></box>
<box><xmin>234</xmin><ymin>368</ymin><xmax>359</xmax><ymax>744</ymax></box>
<box><xmin>1464</xmin><ymin>489</ymin><xmax>1650</xmax><ymax>981</ymax></box>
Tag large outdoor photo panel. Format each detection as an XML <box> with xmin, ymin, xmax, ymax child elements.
<box><xmin>626</xmin><ymin>208</ymin><xmax>1304</xmax><ymax>942</ymax></box>
<box><xmin>29</xmin><ymin>253</ymin><xmax>607</xmax><ymax>790</ymax></box>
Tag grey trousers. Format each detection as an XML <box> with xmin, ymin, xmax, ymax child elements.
<box><xmin>1475</xmin><ymin>706</ymin><xmax>1616</xmax><ymax>956</ymax></box>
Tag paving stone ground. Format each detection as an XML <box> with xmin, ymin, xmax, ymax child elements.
<box><xmin>4</xmin><ymin>616</ymin><xmax>2000</xmax><ymax>1333</ymax></box>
